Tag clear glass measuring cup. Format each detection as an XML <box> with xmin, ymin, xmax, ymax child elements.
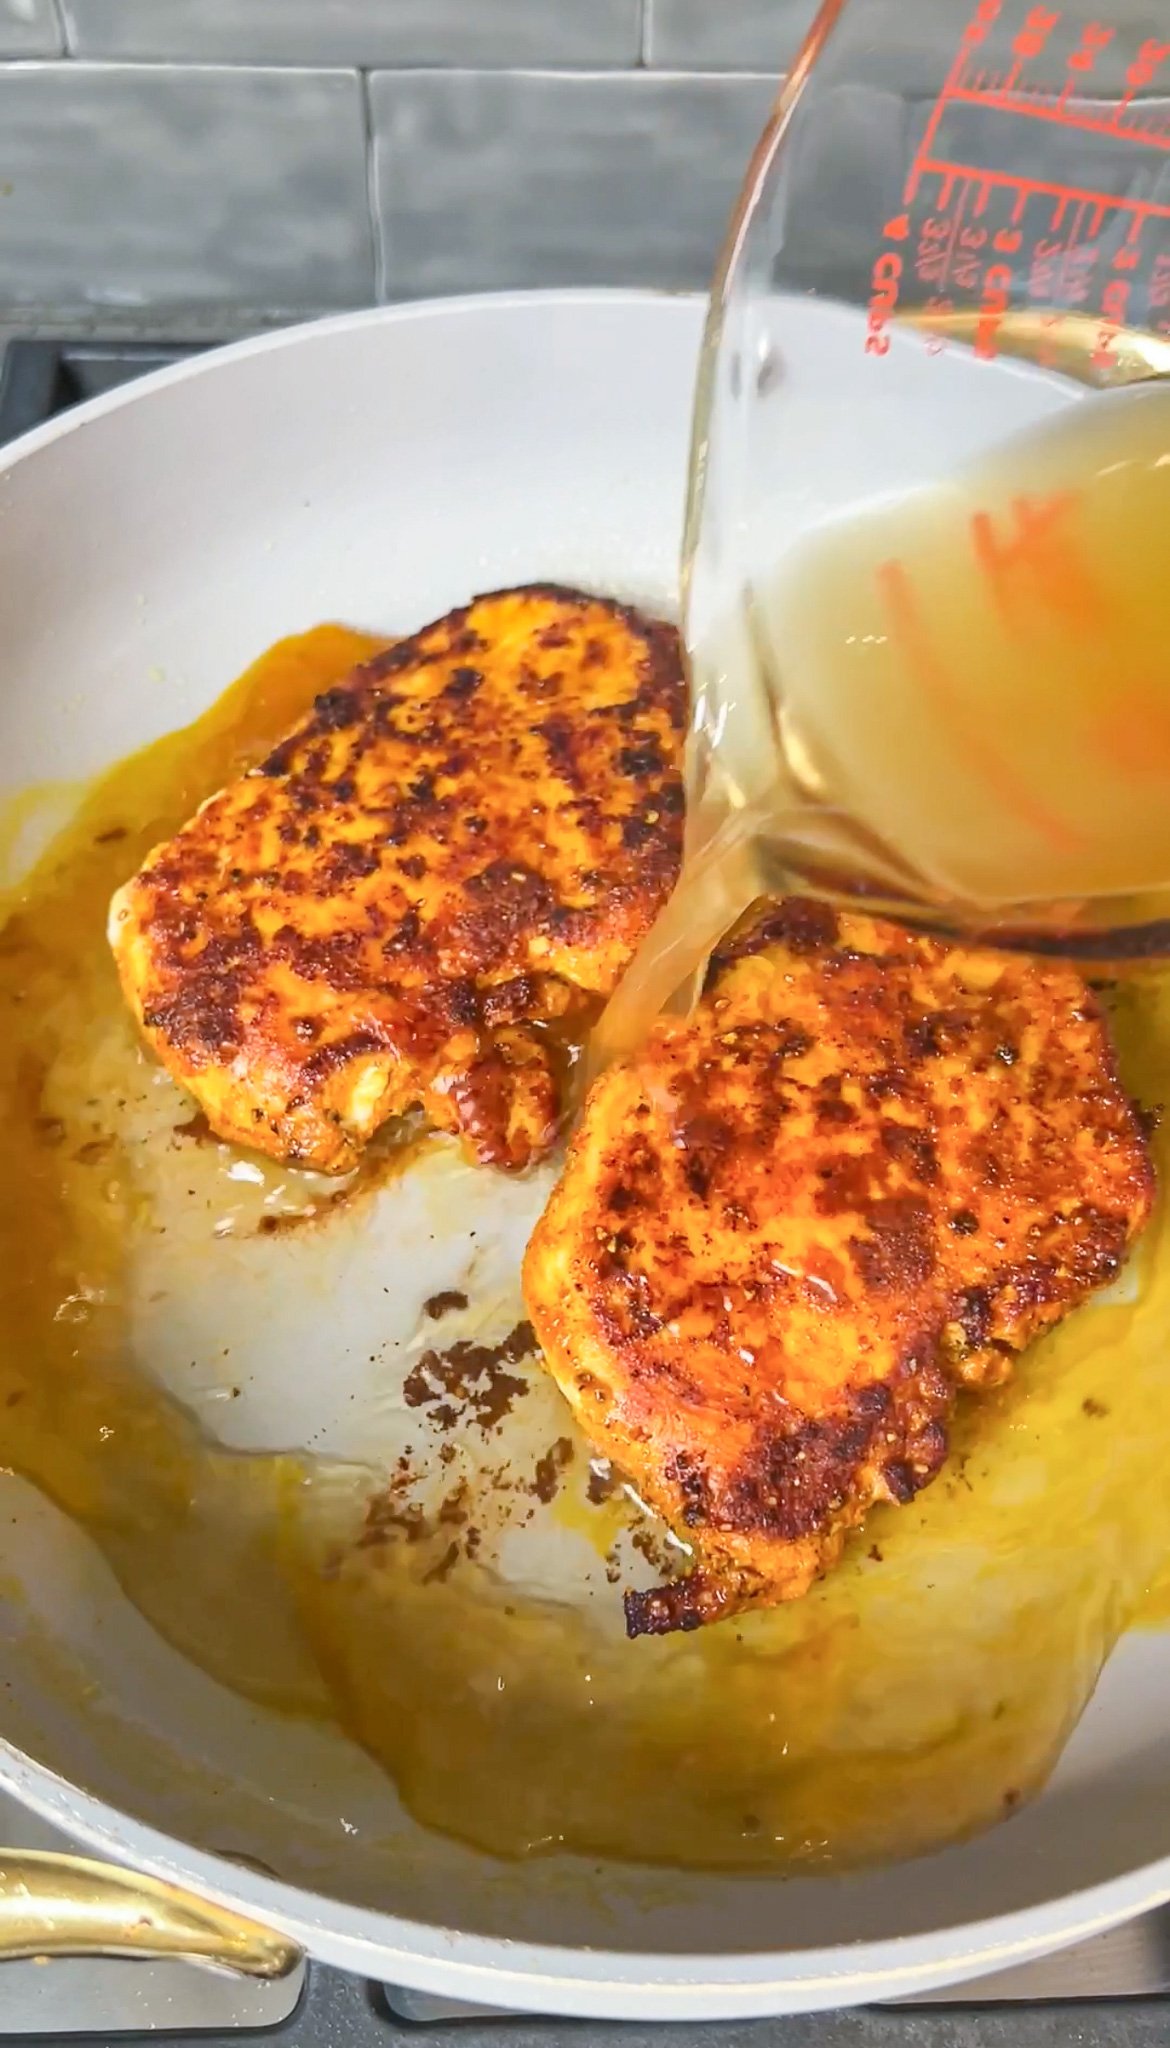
<box><xmin>600</xmin><ymin>0</ymin><xmax>1170</xmax><ymax>1057</ymax></box>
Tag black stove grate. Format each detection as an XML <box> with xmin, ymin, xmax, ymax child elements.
<box><xmin>123</xmin><ymin>1971</ymin><xmax>1170</xmax><ymax>2048</ymax></box>
<box><xmin>0</xmin><ymin>337</ymin><xmax>210</xmax><ymax>443</ymax></box>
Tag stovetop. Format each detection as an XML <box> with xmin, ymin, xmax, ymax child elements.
<box><xmin>0</xmin><ymin>330</ymin><xmax>1168</xmax><ymax>2045</ymax></box>
<box><xmin>1</xmin><ymin>1794</ymin><xmax>1169</xmax><ymax>2048</ymax></box>
<box><xmin>0</xmin><ymin>337</ymin><xmax>212</xmax><ymax>441</ymax></box>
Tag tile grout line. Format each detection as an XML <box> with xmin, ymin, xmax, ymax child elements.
<box><xmin>52</xmin><ymin>0</ymin><xmax>73</xmax><ymax>59</ymax></box>
<box><xmin>359</xmin><ymin>68</ymin><xmax>386</xmax><ymax>304</ymax></box>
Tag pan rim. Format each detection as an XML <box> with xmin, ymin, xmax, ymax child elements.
<box><xmin>0</xmin><ymin>290</ymin><xmax>704</xmax><ymax>475</ymax></box>
<box><xmin>0</xmin><ymin>285</ymin><xmax>1166</xmax><ymax>2017</ymax></box>
<box><xmin>4</xmin><ymin>1727</ymin><xmax>1170</xmax><ymax>2015</ymax></box>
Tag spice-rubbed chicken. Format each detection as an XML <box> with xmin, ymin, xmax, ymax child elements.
<box><xmin>109</xmin><ymin>586</ymin><xmax>685</xmax><ymax>1173</ymax></box>
<box><xmin>524</xmin><ymin>898</ymin><xmax>1154</xmax><ymax>1635</ymax></box>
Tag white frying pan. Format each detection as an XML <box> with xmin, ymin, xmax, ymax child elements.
<box><xmin>0</xmin><ymin>290</ymin><xmax>1168</xmax><ymax>2022</ymax></box>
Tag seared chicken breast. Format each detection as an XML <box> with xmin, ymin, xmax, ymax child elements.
<box><xmin>524</xmin><ymin>898</ymin><xmax>1154</xmax><ymax>1634</ymax></box>
<box><xmin>110</xmin><ymin>587</ymin><xmax>685</xmax><ymax>1172</ymax></box>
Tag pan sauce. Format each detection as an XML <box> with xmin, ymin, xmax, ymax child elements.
<box><xmin>1</xmin><ymin>624</ymin><xmax>1169</xmax><ymax>1870</ymax></box>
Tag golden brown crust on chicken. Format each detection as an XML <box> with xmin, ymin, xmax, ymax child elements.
<box><xmin>524</xmin><ymin>898</ymin><xmax>1154</xmax><ymax>1634</ymax></box>
<box><xmin>109</xmin><ymin>587</ymin><xmax>685</xmax><ymax>1173</ymax></box>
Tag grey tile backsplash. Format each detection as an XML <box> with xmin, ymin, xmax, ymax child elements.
<box><xmin>0</xmin><ymin>0</ymin><xmax>62</xmax><ymax>58</ymax></box>
<box><xmin>61</xmin><ymin>0</ymin><xmax>642</xmax><ymax>68</ymax></box>
<box><xmin>645</xmin><ymin>0</ymin><xmax>818</xmax><ymax>70</ymax></box>
<box><xmin>0</xmin><ymin>1</ymin><xmax>1168</xmax><ymax>324</ymax></box>
<box><xmin>0</xmin><ymin>65</ymin><xmax>373</xmax><ymax>316</ymax></box>
<box><xmin>369</xmin><ymin>69</ymin><xmax>776</xmax><ymax>294</ymax></box>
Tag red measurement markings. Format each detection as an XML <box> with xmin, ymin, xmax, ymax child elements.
<box><xmin>1055</xmin><ymin>19</ymin><xmax>1115</xmax><ymax>109</ymax></box>
<box><xmin>970</xmin><ymin>491</ymin><xmax>1108</xmax><ymax>633</ymax></box>
<box><xmin>865</xmin><ymin>246</ymin><xmax>903</xmax><ymax>355</ymax></box>
<box><xmin>1092</xmin><ymin>265</ymin><xmax>1145</xmax><ymax>368</ymax></box>
<box><xmin>904</xmin><ymin>2</ymin><xmax>1170</xmax><ymax>243</ymax></box>
<box><xmin>914</xmin><ymin>166</ymin><xmax>1170</xmax><ymax>227</ymax></box>
<box><xmin>904</xmin><ymin>0</ymin><xmax>1003</xmax><ymax>202</ymax></box>
<box><xmin>1029</xmin><ymin>225</ymin><xmax>1066</xmax><ymax>300</ymax></box>
<box><xmin>1150</xmin><ymin>251</ymin><xmax>1170</xmax><ymax>304</ymax></box>
<box><xmin>1086</xmin><ymin>199</ymin><xmax>1110</xmax><ymax>238</ymax></box>
<box><xmin>874</xmin><ymin>557</ymin><xmax>1086</xmax><ymax>855</ymax></box>
<box><xmin>912</xmin><ymin>211</ymin><xmax>1022</xmax><ymax>354</ymax></box>
<box><xmin>1004</xmin><ymin>5</ymin><xmax>1061</xmax><ymax>90</ymax></box>
<box><xmin>915</xmin><ymin>213</ymin><xmax>951</xmax><ymax>286</ymax></box>
<box><xmin>886</xmin><ymin>2</ymin><xmax>1170</xmax><ymax>361</ymax></box>
<box><xmin>943</xmin><ymin>85</ymin><xmax>1170</xmax><ymax>150</ymax></box>
<box><xmin>914</xmin><ymin>184</ymin><xmax>970</xmax><ymax>289</ymax></box>
<box><xmin>953</xmin><ymin>219</ymin><xmax>990</xmax><ymax>293</ymax></box>
<box><xmin>1115</xmin><ymin>37</ymin><xmax>1170</xmax><ymax>120</ymax></box>
<box><xmin>975</xmin><ymin>260</ymin><xmax>1013</xmax><ymax>355</ymax></box>
<box><xmin>1058</xmin><ymin>205</ymin><xmax>1100</xmax><ymax>305</ymax></box>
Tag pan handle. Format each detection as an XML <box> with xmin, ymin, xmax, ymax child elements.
<box><xmin>0</xmin><ymin>1850</ymin><xmax>301</xmax><ymax>1977</ymax></box>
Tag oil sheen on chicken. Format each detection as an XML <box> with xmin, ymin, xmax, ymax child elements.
<box><xmin>524</xmin><ymin>898</ymin><xmax>1154</xmax><ymax>1635</ymax></box>
<box><xmin>109</xmin><ymin>587</ymin><xmax>685</xmax><ymax>1172</ymax></box>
